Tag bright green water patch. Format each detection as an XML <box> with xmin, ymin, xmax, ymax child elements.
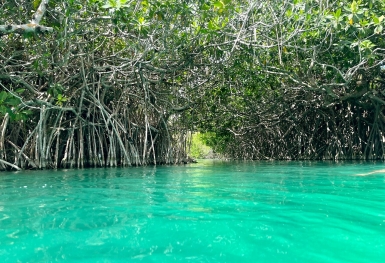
<box><xmin>1</xmin><ymin>161</ymin><xmax>385</xmax><ymax>262</ymax></box>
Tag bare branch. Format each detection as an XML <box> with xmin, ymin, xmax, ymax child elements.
<box><xmin>0</xmin><ymin>0</ymin><xmax>52</xmax><ymax>35</ymax></box>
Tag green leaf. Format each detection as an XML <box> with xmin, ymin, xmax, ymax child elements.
<box><xmin>0</xmin><ymin>91</ymin><xmax>7</xmax><ymax>102</ymax></box>
<box><xmin>375</xmin><ymin>25</ymin><xmax>383</xmax><ymax>34</ymax></box>
<box><xmin>14</xmin><ymin>114</ymin><xmax>25</xmax><ymax>121</ymax></box>
<box><xmin>350</xmin><ymin>1</ymin><xmax>358</xmax><ymax>14</ymax></box>
<box><xmin>0</xmin><ymin>105</ymin><xmax>7</xmax><ymax>114</ymax></box>
<box><xmin>8</xmin><ymin>111</ymin><xmax>16</xmax><ymax>120</ymax></box>
<box><xmin>138</xmin><ymin>17</ymin><xmax>145</xmax><ymax>24</ymax></box>
<box><xmin>286</xmin><ymin>9</ymin><xmax>293</xmax><ymax>17</ymax></box>
<box><xmin>201</xmin><ymin>4</ymin><xmax>210</xmax><ymax>11</ymax></box>
<box><xmin>359</xmin><ymin>40</ymin><xmax>375</xmax><ymax>50</ymax></box>
<box><xmin>15</xmin><ymin>88</ymin><xmax>25</xmax><ymax>94</ymax></box>
<box><xmin>213</xmin><ymin>1</ymin><xmax>224</xmax><ymax>10</ymax></box>
<box><xmin>102</xmin><ymin>4</ymin><xmax>112</xmax><ymax>9</ymax></box>
<box><xmin>373</xmin><ymin>15</ymin><xmax>384</xmax><ymax>25</ymax></box>
<box><xmin>335</xmin><ymin>8</ymin><xmax>342</xmax><ymax>19</ymax></box>
<box><xmin>102</xmin><ymin>0</ymin><xmax>114</xmax><ymax>9</ymax></box>
<box><xmin>33</xmin><ymin>0</ymin><xmax>41</xmax><ymax>9</ymax></box>
<box><xmin>6</xmin><ymin>97</ymin><xmax>20</xmax><ymax>107</ymax></box>
<box><xmin>56</xmin><ymin>94</ymin><xmax>68</xmax><ymax>106</ymax></box>
<box><xmin>373</xmin><ymin>15</ymin><xmax>380</xmax><ymax>24</ymax></box>
<box><xmin>208</xmin><ymin>21</ymin><xmax>216</xmax><ymax>30</ymax></box>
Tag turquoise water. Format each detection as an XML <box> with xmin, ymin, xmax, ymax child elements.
<box><xmin>1</xmin><ymin>161</ymin><xmax>385</xmax><ymax>262</ymax></box>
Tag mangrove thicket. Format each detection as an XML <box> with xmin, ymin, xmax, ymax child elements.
<box><xmin>1</xmin><ymin>0</ymin><xmax>385</xmax><ymax>170</ymax></box>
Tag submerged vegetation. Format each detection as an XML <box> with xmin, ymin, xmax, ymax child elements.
<box><xmin>1</xmin><ymin>0</ymin><xmax>385</xmax><ymax>170</ymax></box>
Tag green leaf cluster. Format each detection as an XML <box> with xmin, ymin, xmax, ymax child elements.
<box><xmin>0</xmin><ymin>90</ymin><xmax>31</xmax><ymax>121</ymax></box>
<box><xmin>48</xmin><ymin>84</ymin><xmax>67</xmax><ymax>106</ymax></box>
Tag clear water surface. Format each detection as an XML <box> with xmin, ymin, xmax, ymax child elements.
<box><xmin>1</xmin><ymin>160</ymin><xmax>385</xmax><ymax>262</ymax></box>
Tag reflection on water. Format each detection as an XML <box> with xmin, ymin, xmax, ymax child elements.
<box><xmin>0</xmin><ymin>161</ymin><xmax>385</xmax><ymax>262</ymax></box>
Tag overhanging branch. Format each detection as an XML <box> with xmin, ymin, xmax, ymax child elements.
<box><xmin>0</xmin><ymin>24</ymin><xmax>53</xmax><ymax>35</ymax></box>
<box><xmin>0</xmin><ymin>0</ymin><xmax>52</xmax><ymax>35</ymax></box>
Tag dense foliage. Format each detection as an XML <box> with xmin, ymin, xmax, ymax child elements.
<box><xmin>196</xmin><ymin>0</ymin><xmax>385</xmax><ymax>160</ymax></box>
<box><xmin>1</xmin><ymin>0</ymin><xmax>385</xmax><ymax>170</ymax></box>
<box><xmin>188</xmin><ymin>132</ymin><xmax>212</xmax><ymax>159</ymax></box>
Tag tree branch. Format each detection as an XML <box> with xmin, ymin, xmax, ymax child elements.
<box><xmin>0</xmin><ymin>158</ymin><xmax>22</xmax><ymax>171</ymax></box>
<box><xmin>0</xmin><ymin>0</ymin><xmax>52</xmax><ymax>35</ymax></box>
